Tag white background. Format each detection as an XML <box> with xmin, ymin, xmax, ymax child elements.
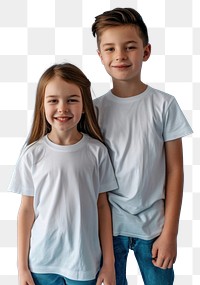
<box><xmin>0</xmin><ymin>0</ymin><xmax>199</xmax><ymax>284</ymax></box>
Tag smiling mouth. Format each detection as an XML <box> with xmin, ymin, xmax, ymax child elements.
<box><xmin>54</xmin><ymin>116</ymin><xmax>72</xmax><ymax>122</ymax></box>
<box><xmin>112</xmin><ymin>65</ymin><xmax>131</xmax><ymax>69</ymax></box>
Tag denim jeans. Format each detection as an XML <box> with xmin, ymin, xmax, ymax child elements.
<box><xmin>113</xmin><ymin>235</ymin><xmax>174</xmax><ymax>285</ymax></box>
<box><xmin>31</xmin><ymin>273</ymin><xmax>97</xmax><ymax>285</ymax></box>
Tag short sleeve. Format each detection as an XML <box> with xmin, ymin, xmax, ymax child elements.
<box><xmin>8</xmin><ymin>151</ymin><xmax>35</xmax><ymax>196</ymax></box>
<box><xmin>163</xmin><ymin>97</ymin><xmax>193</xmax><ymax>142</ymax></box>
<box><xmin>98</xmin><ymin>147</ymin><xmax>118</xmax><ymax>193</ymax></box>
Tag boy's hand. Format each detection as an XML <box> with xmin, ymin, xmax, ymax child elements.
<box><xmin>19</xmin><ymin>269</ymin><xmax>36</xmax><ymax>285</ymax></box>
<box><xmin>151</xmin><ymin>233</ymin><xmax>177</xmax><ymax>269</ymax></box>
<box><xmin>96</xmin><ymin>264</ymin><xmax>116</xmax><ymax>285</ymax></box>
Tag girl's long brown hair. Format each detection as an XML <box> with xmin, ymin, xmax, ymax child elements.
<box><xmin>27</xmin><ymin>63</ymin><xmax>103</xmax><ymax>145</ymax></box>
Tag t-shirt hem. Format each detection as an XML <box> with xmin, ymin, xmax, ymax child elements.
<box><xmin>7</xmin><ymin>188</ymin><xmax>34</xmax><ymax>196</ymax></box>
<box><xmin>113</xmin><ymin>230</ymin><xmax>162</xmax><ymax>240</ymax></box>
<box><xmin>99</xmin><ymin>180</ymin><xmax>118</xmax><ymax>193</ymax></box>
<box><xmin>164</xmin><ymin>130</ymin><xmax>193</xmax><ymax>142</ymax></box>
<box><xmin>30</xmin><ymin>265</ymin><xmax>98</xmax><ymax>281</ymax></box>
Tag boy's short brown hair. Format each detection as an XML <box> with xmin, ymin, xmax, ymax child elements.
<box><xmin>92</xmin><ymin>7</ymin><xmax>149</xmax><ymax>47</ymax></box>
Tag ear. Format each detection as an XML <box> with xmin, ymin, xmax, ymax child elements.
<box><xmin>97</xmin><ymin>49</ymin><xmax>104</xmax><ymax>63</ymax></box>
<box><xmin>143</xmin><ymin>44</ymin><xmax>151</xmax><ymax>62</ymax></box>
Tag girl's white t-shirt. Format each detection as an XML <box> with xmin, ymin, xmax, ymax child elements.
<box><xmin>94</xmin><ymin>86</ymin><xmax>193</xmax><ymax>240</ymax></box>
<box><xmin>8</xmin><ymin>134</ymin><xmax>118</xmax><ymax>280</ymax></box>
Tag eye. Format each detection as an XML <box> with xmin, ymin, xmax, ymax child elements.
<box><xmin>67</xmin><ymin>97</ymin><xmax>80</xmax><ymax>103</ymax></box>
<box><xmin>68</xmin><ymin>99</ymin><xmax>77</xmax><ymax>103</ymax></box>
<box><xmin>126</xmin><ymin>46</ymin><xmax>136</xmax><ymax>51</ymax></box>
<box><xmin>105</xmin><ymin>47</ymin><xmax>114</xmax><ymax>52</ymax></box>
<box><xmin>48</xmin><ymin>99</ymin><xmax>58</xmax><ymax>104</ymax></box>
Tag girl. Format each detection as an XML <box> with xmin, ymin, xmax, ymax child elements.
<box><xmin>8</xmin><ymin>63</ymin><xmax>117</xmax><ymax>285</ymax></box>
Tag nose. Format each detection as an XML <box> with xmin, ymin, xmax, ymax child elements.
<box><xmin>115</xmin><ymin>49</ymin><xmax>127</xmax><ymax>61</ymax></box>
<box><xmin>58</xmin><ymin>102</ymin><xmax>68</xmax><ymax>113</ymax></box>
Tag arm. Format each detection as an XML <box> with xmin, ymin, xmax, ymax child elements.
<box><xmin>152</xmin><ymin>138</ymin><xmax>184</xmax><ymax>269</ymax></box>
<box><xmin>17</xmin><ymin>195</ymin><xmax>35</xmax><ymax>285</ymax></box>
<box><xmin>96</xmin><ymin>193</ymin><xmax>115</xmax><ymax>285</ymax></box>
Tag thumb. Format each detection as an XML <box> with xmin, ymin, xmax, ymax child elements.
<box><xmin>96</xmin><ymin>276</ymin><xmax>103</xmax><ymax>285</ymax></box>
<box><xmin>28</xmin><ymin>276</ymin><xmax>36</xmax><ymax>285</ymax></box>
<box><xmin>151</xmin><ymin>244</ymin><xmax>158</xmax><ymax>259</ymax></box>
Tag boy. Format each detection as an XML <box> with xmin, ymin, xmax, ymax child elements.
<box><xmin>92</xmin><ymin>7</ymin><xmax>193</xmax><ymax>285</ymax></box>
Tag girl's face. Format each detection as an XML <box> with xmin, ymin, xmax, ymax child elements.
<box><xmin>44</xmin><ymin>76</ymin><xmax>83</xmax><ymax>143</ymax></box>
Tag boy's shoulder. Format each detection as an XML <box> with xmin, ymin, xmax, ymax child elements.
<box><xmin>93</xmin><ymin>90</ymin><xmax>111</xmax><ymax>105</ymax></box>
<box><xmin>93</xmin><ymin>86</ymin><xmax>175</xmax><ymax>106</ymax></box>
<box><xmin>147</xmin><ymin>87</ymin><xmax>177</xmax><ymax>109</ymax></box>
<box><xmin>150</xmin><ymin>86</ymin><xmax>174</xmax><ymax>100</ymax></box>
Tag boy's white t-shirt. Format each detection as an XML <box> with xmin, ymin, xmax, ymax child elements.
<box><xmin>8</xmin><ymin>134</ymin><xmax>118</xmax><ymax>281</ymax></box>
<box><xmin>94</xmin><ymin>86</ymin><xmax>193</xmax><ymax>240</ymax></box>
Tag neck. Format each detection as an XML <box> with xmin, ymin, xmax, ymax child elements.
<box><xmin>48</xmin><ymin>131</ymin><xmax>83</xmax><ymax>146</ymax></box>
<box><xmin>112</xmin><ymin>80</ymin><xmax>147</xmax><ymax>98</ymax></box>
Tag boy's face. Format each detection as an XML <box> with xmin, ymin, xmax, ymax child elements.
<box><xmin>98</xmin><ymin>25</ymin><xmax>151</xmax><ymax>83</ymax></box>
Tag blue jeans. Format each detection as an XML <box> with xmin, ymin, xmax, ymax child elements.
<box><xmin>31</xmin><ymin>273</ymin><xmax>96</xmax><ymax>285</ymax></box>
<box><xmin>113</xmin><ymin>235</ymin><xmax>174</xmax><ymax>285</ymax></box>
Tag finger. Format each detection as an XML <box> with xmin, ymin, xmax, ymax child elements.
<box><xmin>153</xmin><ymin>258</ymin><xmax>173</xmax><ymax>270</ymax></box>
<box><xmin>153</xmin><ymin>256</ymin><xmax>164</xmax><ymax>268</ymax></box>
<box><xmin>151</xmin><ymin>243</ymin><xmax>158</xmax><ymax>257</ymax></box>
<box><xmin>151</xmin><ymin>249</ymin><xmax>158</xmax><ymax>260</ymax></box>
<box><xmin>161</xmin><ymin>258</ymin><xmax>171</xmax><ymax>269</ymax></box>
<box><xmin>27</xmin><ymin>277</ymin><xmax>36</xmax><ymax>285</ymax></box>
<box><xmin>161</xmin><ymin>256</ymin><xmax>176</xmax><ymax>269</ymax></box>
<box><xmin>27</xmin><ymin>280</ymin><xmax>35</xmax><ymax>285</ymax></box>
<box><xmin>167</xmin><ymin>259</ymin><xmax>174</xmax><ymax>269</ymax></box>
<box><xmin>96</xmin><ymin>277</ymin><xmax>103</xmax><ymax>285</ymax></box>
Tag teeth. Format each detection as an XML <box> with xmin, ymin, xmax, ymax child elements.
<box><xmin>58</xmin><ymin>118</ymin><xmax>66</xmax><ymax>121</ymax></box>
<box><xmin>55</xmin><ymin>117</ymin><xmax>70</xmax><ymax>122</ymax></box>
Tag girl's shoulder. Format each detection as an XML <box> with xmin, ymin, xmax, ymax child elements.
<box><xmin>19</xmin><ymin>137</ymin><xmax>46</xmax><ymax>165</ymax></box>
<box><xmin>84</xmin><ymin>134</ymin><xmax>109</xmax><ymax>161</ymax></box>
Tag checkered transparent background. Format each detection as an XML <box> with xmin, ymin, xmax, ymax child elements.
<box><xmin>0</xmin><ymin>0</ymin><xmax>199</xmax><ymax>284</ymax></box>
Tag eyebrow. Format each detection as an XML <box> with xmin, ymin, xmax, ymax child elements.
<box><xmin>45</xmin><ymin>94</ymin><xmax>81</xmax><ymax>98</ymax></box>
<box><xmin>102</xmin><ymin>40</ymin><xmax>138</xmax><ymax>47</ymax></box>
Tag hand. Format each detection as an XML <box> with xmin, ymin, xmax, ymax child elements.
<box><xmin>96</xmin><ymin>264</ymin><xmax>116</xmax><ymax>285</ymax></box>
<box><xmin>18</xmin><ymin>269</ymin><xmax>36</xmax><ymax>285</ymax></box>
<box><xmin>151</xmin><ymin>233</ymin><xmax>177</xmax><ymax>269</ymax></box>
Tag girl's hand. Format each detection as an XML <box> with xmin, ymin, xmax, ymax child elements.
<box><xmin>18</xmin><ymin>269</ymin><xmax>36</xmax><ymax>285</ymax></box>
<box><xmin>96</xmin><ymin>264</ymin><xmax>116</xmax><ymax>285</ymax></box>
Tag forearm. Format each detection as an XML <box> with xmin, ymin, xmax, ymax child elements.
<box><xmin>151</xmin><ymin>139</ymin><xmax>184</xmax><ymax>269</ymax></box>
<box><xmin>162</xmin><ymin>169</ymin><xmax>183</xmax><ymax>237</ymax></box>
<box><xmin>98</xmin><ymin>194</ymin><xmax>115</xmax><ymax>265</ymax></box>
<box><xmin>17</xmin><ymin>199</ymin><xmax>34</xmax><ymax>272</ymax></box>
<box><xmin>162</xmin><ymin>139</ymin><xmax>184</xmax><ymax>238</ymax></box>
